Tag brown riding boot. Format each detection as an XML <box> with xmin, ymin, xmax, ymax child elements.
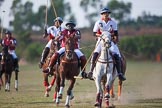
<box><xmin>39</xmin><ymin>47</ymin><xmax>50</xmax><ymax>68</ymax></box>
<box><xmin>43</xmin><ymin>53</ymin><xmax>59</xmax><ymax>73</ymax></box>
<box><xmin>80</xmin><ymin>56</ymin><xmax>87</xmax><ymax>78</ymax></box>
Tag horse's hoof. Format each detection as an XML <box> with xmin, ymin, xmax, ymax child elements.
<box><xmin>53</xmin><ymin>98</ymin><xmax>56</xmax><ymax>102</ymax></box>
<box><xmin>65</xmin><ymin>104</ymin><xmax>70</xmax><ymax>108</ymax></box>
<box><xmin>58</xmin><ymin>94</ymin><xmax>62</xmax><ymax>99</ymax></box>
<box><xmin>46</xmin><ymin>85</ymin><xmax>52</xmax><ymax>92</ymax></box>
<box><xmin>70</xmin><ymin>95</ymin><xmax>74</xmax><ymax>100</ymax></box>
<box><xmin>44</xmin><ymin>92</ymin><xmax>49</xmax><ymax>97</ymax></box>
<box><xmin>56</xmin><ymin>101</ymin><xmax>59</xmax><ymax>106</ymax></box>
<box><xmin>15</xmin><ymin>88</ymin><xmax>18</xmax><ymax>91</ymax></box>
<box><xmin>104</xmin><ymin>93</ymin><xmax>110</xmax><ymax>99</ymax></box>
<box><xmin>94</xmin><ymin>102</ymin><xmax>100</xmax><ymax>107</ymax></box>
<box><xmin>109</xmin><ymin>104</ymin><xmax>116</xmax><ymax>108</ymax></box>
<box><xmin>110</xmin><ymin>93</ymin><xmax>115</xmax><ymax>98</ymax></box>
<box><xmin>118</xmin><ymin>96</ymin><xmax>121</xmax><ymax>101</ymax></box>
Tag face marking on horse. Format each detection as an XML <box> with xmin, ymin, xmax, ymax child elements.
<box><xmin>65</xmin><ymin>37</ymin><xmax>75</xmax><ymax>60</ymax></box>
<box><xmin>100</xmin><ymin>35</ymin><xmax>111</xmax><ymax>48</ymax></box>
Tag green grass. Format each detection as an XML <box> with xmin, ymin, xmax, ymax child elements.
<box><xmin>0</xmin><ymin>61</ymin><xmax>162</xmax><ymax>108</ymax></box>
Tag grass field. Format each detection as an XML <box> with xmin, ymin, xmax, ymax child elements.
<box><xmin>0</xmin><ymin>61</ymin><xmax>162</xmax><ymax>108</ymax></box>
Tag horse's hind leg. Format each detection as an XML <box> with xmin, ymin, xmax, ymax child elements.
<box><xmin>118</xmin><ymin>80</ymin><xmax>122</xmax><ymax>100</ymax></box>
<box><xmin>15</xmin><ymin>71</ymin><xmax>18</xmax><ymax>91</ymax></box>
<box><xmin>47</xmin><ymin>74</ymin><xmax>56</xmax><ymax>92</ymax></box>
<box><xmin>43</xmin><ymin>73</ymin><xmax>50</xmax><ymax>97</ymax></box>
<box><xmin>55</xmin><ymin>74</ymin><xmax>61</xmax><ymax>105</ymax></box>
<box><xmin>0</xmin><ymin>72</ymin><xmax>4</xmax><ymax>90</ymax></box>
<box><xmin>65</xmin><ymin>79</ymin><xmax>75</xmax><ymax>107</ymax></box>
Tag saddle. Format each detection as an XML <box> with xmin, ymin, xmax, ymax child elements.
<box><xmin>58</xmin><ymin>52</ymin><xmax>80</xmax><ymax>67</ymax></box>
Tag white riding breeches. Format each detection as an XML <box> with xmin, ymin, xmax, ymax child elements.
<box><xmin>57</xmin><ymin>47</ymin><xmax>65</xmax><ymax>54</ymax></box>
<box><xmin>94</xmin><ymin>41</ymin><xmax>121</xmax><ymax>57</ymax></box>
<box><xmin>109</xmin><ymin>42</ymin><xmax>121</xmax><ymax>57</ymax></box>
<box><xmin>45</xmin><ymin>40</ymin><xmax>52</xmax><ymax>48</ymax></box>
<box><xmin>8</xmin><ymin>50</ymin><xmax>18</xmax><ymax>59</ymax></box>
<box><xmin>74</xmin><ymin>49</ymin><xmax>84</xmax><ymax>58</ymax></box>
<box><xmin>57</xmin><ymin>47</ymin><xmax>84</xmax><ymax>58</ymax></box>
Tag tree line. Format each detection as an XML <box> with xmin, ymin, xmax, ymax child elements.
<box><xmin>0</xmin><ymin>0</ymin><xmax>162</xmax><ymax>62</ymax></box>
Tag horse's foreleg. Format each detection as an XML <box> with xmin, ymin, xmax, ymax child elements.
<box><xmin>58</xmin><ymin>74</ymin><xmax>65</xmax><ymax>99</ymax></box>
<box><xmin>118</xmin><ymin>80</ymin><xmax>122</xmax><ymax>100</ymax></box>
<box><xmin>94</xmin><ymin>77</ymin><xmax>103</xmax><ymax>107</ymax></box>
<box><xmin>104</xmin><ymin>73</ymin><xmax>114</xmax><ymax>108</ymax></box>
<box><xmin>55</xmin><ymin>74</ymin><xmax>61</xmax><ymax>104</ymax></box>
<box><xmin>65</xmin><ymin>79</ymin><xmax>75</xmax><ymax>107</ymax></box>
<box><xmin>15</xmin><ymin>71</ymin><xmax>18</xmax><ymax>91</ymax></box>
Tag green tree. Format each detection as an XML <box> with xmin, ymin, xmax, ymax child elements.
<box><xmin>9</xmin><ymin>0</ymin><xmax>74</xmax><ymax>61</ymax></box>
<box><xmin>107</xmin><ymin>0</ymin><xmax>131</xmax><ymax>22</ymax></box>
<box><xmin>80</xmin><ymin>0</ymin><xmax>132</xmax><ymax>27</ymax></box>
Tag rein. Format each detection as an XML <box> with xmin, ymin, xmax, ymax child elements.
<box><xmin>97</xmin><ymin>60</ymin><xmax>113</xmax><ymax>64</ymax></box>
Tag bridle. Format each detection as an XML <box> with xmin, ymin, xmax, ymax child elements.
<box><xmin>65</xmin><ymin>37</ymin><xmax>75</xmax><ymax>60</ymax></box>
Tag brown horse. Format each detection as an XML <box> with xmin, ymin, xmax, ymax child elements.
<box><xmin>55</xmin><ymin>36</ymin><xmax>80</xmax><ymax>107</ymax></box>
<box><xmin>109</xmin><ymin>52</ymin><xmax>127</xmax><ymax>100</ymax></box>
<box><xmin>42</xmin><ymin>39</ymin><xmax>59</xmax><ymax>98</ymax></box>
<box><xmin>0</xmin><ymin>45</ymin><xmax>14</xmax><ymax>92</ymax></box>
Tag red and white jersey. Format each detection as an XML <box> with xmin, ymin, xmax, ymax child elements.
<box><xmin>93</xmin><ymin>18</ymin><xmax>117</xmax><ymax>36</ymax></box>
<box><xmin>47</xmin><ymin>26</ymin><xmax>64</xmax><ymax>40</ymax></box>
<box><xmin>2</xmin><ymin>37</ymin><xmax>17</xmax><ymax>50</ymax></box>
<box><xmin>59</xmin><ymin>29</ymin><xmax>81</xmax><ymax>49</ymax></box>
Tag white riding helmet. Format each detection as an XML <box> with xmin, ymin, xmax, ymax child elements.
<box><xmin>54</xmin><ymin>17</ymin><xmax>63</xmax><ymax>23</ymax></box>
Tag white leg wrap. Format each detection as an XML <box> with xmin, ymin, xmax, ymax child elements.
<box><xmin>15</xmin><ymin>80</ymin><xmax>18</xmax><ymax>89</ymax></box>
<box><xmin>65</xmin><ymin>95</ymin><xmax>70</xmax><ymax>106</ymax></box>
<box><xmin>59</xmin><ymin>86</ymin><xmax>64</xmax><ymax>95</ymax></box>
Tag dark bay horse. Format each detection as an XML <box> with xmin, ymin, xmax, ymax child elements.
<box><xmin>42</xmin><ymin>39</ymin><xmax>59</xmax><ymax>98</ymax></box>
<box><xmin>0</xmin><ymin>45</ymin><xmax>14</xmax><ymax>92</ymax></box>
<box><xmin>55</xmin><ymin>36</ymin><xmax>80</xmax><ymax>107</ymax></box>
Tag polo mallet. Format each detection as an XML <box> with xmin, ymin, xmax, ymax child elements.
<box><xmin>44</xmin><ymin>0</ymin><xmax>48</xmax><ymax>29</ymax></box>
<box><xmin>0</xmin><ymin>10</ymin><xmax>5</xmax><ymax>39</ymax></box>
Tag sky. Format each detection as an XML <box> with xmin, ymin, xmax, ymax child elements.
<box><xmin>0</xmin><ymin>0</ymin><xmax>162</xmax><ymax>28</ymax></box>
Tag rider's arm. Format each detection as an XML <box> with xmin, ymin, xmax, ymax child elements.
<box><xmin>112</xmin><ymin>30</ymin><xmax>119</xmax><ymax>43</ymax></box>
<box><xmin>93</xmin><ymin>20</ymin><xmax>102</xmax><ymax>39</ymax></box>
<box><xmin>74</xmin><ymin>30</ymin><xmax>81</xmax><ymax>39</ymax></box>
<box><xmin>43</xmin><ymin>29</ymin><xmax>48</xmax><ymax>38</ymax></box>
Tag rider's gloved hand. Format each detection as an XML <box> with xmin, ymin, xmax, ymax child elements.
<box><xmin>81</xmin><ymin>71</ymin><xmax>87</xmax><ymax>79</ymax></box>
<box><xmin>87</xmin><ymin>71</ymin><xmax>94</xmax><ymax>80</ymax></box>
